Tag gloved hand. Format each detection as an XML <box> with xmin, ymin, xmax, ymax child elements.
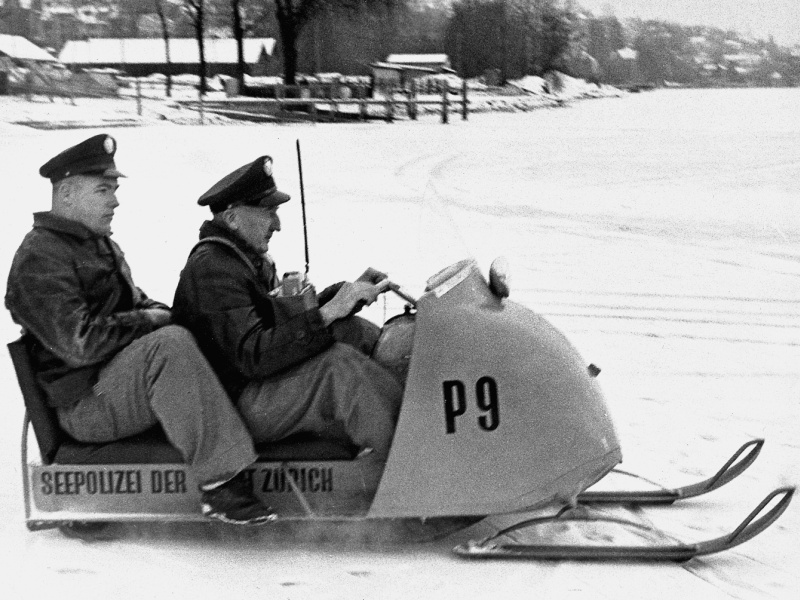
<box><xmin>317</xmin><ymin>281</ymin><xmax>345</xmax><ymax>306</ymax></box>
<box><xmin>319</xmin><ymin>280</ymin><xmax>391</xmax><ymax>326</ymax></box>
<box><xmin>356</xmin><ymin>267</ymin><xmax>388</xmax><ymax>285</ymax></box>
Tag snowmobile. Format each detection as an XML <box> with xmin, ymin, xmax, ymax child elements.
<box><xmin>10</xmin><ymin>257</ymin><xmax>793</xmax><ymax>560</ymax></box>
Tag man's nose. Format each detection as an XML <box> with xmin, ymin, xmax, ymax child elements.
<box><xmin>272</xmin><ymin>216</ymin><xmax>281</xmax><ymax>231</ymax></box>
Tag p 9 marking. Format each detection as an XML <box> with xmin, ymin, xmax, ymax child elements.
<box><xmin>442</xmin><ymin>377</ymin><xmax>500</xmax><ymax>434</ymax></box>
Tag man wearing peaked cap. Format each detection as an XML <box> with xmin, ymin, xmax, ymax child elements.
<box><xmin>38</xmin><ymin>133</ymin><xmax>126</xmax><ymax>183</ymax></box>
<box><xmin>6</xmin><ymin>135</ymin><xmax>275</xmax><ymax>527</ymax></box>
<box><xmin>173</xmin><ymin>156</ymin><xmax>403</xmax><ymax>461</ymax></box>
<box><xmin>197</xmin><ymin>155</ymin><xmax>290</xmax><ymax>213</ymax></box>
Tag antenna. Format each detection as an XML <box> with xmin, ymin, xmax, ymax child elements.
<box><xmin>296</xmin><ymin>139</ymin><xmax>310</xmax><ymax>276</ymax></box>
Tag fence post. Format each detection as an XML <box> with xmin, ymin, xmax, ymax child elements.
<box><xmin>305</xmin><ymin>84</ymin><xmax>313</xmax><ymax>122</ymax></box>
<box><xmin>330</xmin><ymin>99</ymin><xmax>338</xmax><ymax>122</ymax></box>
<box><xmin>136</xmin><ymin>78</ymin><xmax>142</xmax><ymax>116</ymax></box>
<box><xmin>441</xmin><ymin>82</ymin><xmax>449</xmax><ymax>124</ymax></box>
<box><xmin>360</xmin><ymin>86</ymin><xmax>368</xmax><ymax>121</ymax></box>
<box><xmin>407</xmin><ymin>80</ymin><xmax>417</xmax><ymax>120</ymax></box>
<box><xmin>461</xmin><ymin>79</ymin><xmax>468</xmax><ymax>121</ymax></box>
<box><xmin>385</xmin><ymin>90</ymin><xmax>394</xmax><ymax>123</ymax></box>
<box><xmin>198</xmin><ymin>87</ymin><xmax>204</xmax><ymax>125</ymax></box>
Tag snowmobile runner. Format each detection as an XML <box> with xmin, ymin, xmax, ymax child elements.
<box><xmin>10</xmin><ymin>258</ymin><xmax>793</xmax><ymax>561</ymax></box>
<box><xmin>454</xmin><ymin>486</ymin><xmax>794</xmax><ymax>561</ymax></box>
<box><xmin>577</xmin><ymin>437</ymin><xmax>765</xmax><ymax>505</ymax></box>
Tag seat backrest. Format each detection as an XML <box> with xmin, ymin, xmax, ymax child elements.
<box><xmin>7</xmin><ymin>337</ymin><xmax>64</xmax><ymax>465</ymax></box>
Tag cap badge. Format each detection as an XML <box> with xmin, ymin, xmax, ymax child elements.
<box><xmin>103</xmin><ymin>136</ymin><xmax>115</xmax><ymax>154</ymax></box>
<box><xmin>263</xmin><ymin>157</ymin><xmax>273</xmax><ymax>176</ymax></box>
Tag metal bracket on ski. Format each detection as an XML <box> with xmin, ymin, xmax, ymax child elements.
<box><xmin>453</xmin><ymin>486</ymin><xmax>794</xmax><ymax>561</ymax></box>
<box><xmin>578</xmin><ymin>438</ymin><xmax>764</xmax><ymax>505</ymax></box>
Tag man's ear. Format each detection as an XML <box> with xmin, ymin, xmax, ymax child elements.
<box><xmin>55</xmin><ymin>178</ymin><xmax>75</xmax><ymax>206</ymax></box>
<box><xmin>221</xmin><ymin>207</ymin><xmax>238</xmax><ymax>230</ymax></box>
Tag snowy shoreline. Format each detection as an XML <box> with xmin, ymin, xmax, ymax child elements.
<box><xmin>0</xmin><ymin>74</ymin><xmax>626</xmax><ymax>129</ymax></box>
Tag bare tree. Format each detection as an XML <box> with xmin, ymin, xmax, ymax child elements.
<box><xmin>272</xmin><ymin>0</ymin><xmax>396</xmax><ymax>86</ymax></box>
<box><xmin>230</xmin><ymin>0</ymin><xmax>272</xmax><ymax>90</ymax></box>
<box><xmin>232</xmin><ymin>0</ymin><xmax>246</xmax><ymax>89</ymax></box>
<box><xmin>154</xmin><ymin>0</ymin><xmax>173</xmax><ymax>96</ymax></box>
<box><xmin>273</xmin><ymin>1</ymin><xmax>314</xmax><ymax>85</ymax></box>
<box><xmin>445</xmin><ymin>0</ymin><xmax>578</xmax><ymax>80</ymax></box>
<box><xmin>182</xmin><ymin>0</ymin><xmax>209</xmax><ymax>93</ymax></box>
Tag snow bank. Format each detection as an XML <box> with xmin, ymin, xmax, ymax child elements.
<box><xmin>502</xmin><ymin>71</ymin><xmax>624</xmax><ymax>105</ymax></box>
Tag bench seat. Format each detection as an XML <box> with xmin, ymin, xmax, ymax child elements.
<box><xmin>9</xmin><ymin>337</ymin><xmax>357</xmax><ymax>466</ymax></box>
<box><xmin>52</xmin><ymin>428</ymin><xmax>357</xmax><ymax>465</ymax></box>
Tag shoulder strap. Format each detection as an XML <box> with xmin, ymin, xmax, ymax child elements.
<box><xmin>192</xmin><ymin>236</ymin><xmax>280</xmax><ymax>290</ymax></box>
<box><xmin>191</xmin><ymin>236</ymin><xmax>259</xmax><ymax>278</ymax></box>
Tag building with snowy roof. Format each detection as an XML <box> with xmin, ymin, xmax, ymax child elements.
<box><xmin>371</xmin><ymin>53</ymin><xmax>454</xmax><ymax>91</ymax></box>
<box><xmin>0</xmin><ymin>33</ymin><xmax>60</xmax><ymax>94</ymax></box>
<box><xmin>0</xmin><ymin>33</ymin><xmax>57</xmax><ymax>63</ymax></box>
<box><xmin>385</xmin><ymin>54</ymin><xmax>452</xmax><ymax>71</ymax></box>
<box><xmin>58</xmin><ymin>38</ymin><xmax>276</xmax><ymax>77</ymax></box>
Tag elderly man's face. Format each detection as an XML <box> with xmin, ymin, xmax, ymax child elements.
<box><xmin>228</xmin><ymin>205</ymin><xmax>281</xmax><ymax>254</ymax></box>
<box><xmin>61</xmin><ymin>175</ymin><xmax>120</xmax><ymax>236</ymax></box>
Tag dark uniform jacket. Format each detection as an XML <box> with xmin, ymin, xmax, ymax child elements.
<box><xmin>5</xmin><ymin>212</ymin><xmax>168</xmax><ymax>407</ymax></box>
<box><xmin>172</xmin><ymin>220</ymin><xmax>335</xmax><ymax>399</ymax></box>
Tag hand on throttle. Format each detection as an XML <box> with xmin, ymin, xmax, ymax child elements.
<box><xmin>319</xmin><ymin>280</ymin><xmax>390</xmax><ymax>326</ymax></box>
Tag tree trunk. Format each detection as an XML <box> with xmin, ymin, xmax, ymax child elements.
<box><xmin>155</xmin><ymin>0</ymin><xmax>172</xmax><ymax>97</ymax></box>
<box><xmin>278</xmin><ymin>18</ymin><xmax>298</xmax><ymax>86</ymax></box>
<box><xmin>196</xmin><ymin>21</ymin><xmax>207</xmax><ymax>94</ymax></box>
<box><xmin>232</xmin><ymin>0</ymin><xmax>246</xmax><ymax>90</ymax></box>
<box><xmin>191</xmin><ymin>2</ymin><xmax>207</xmax><ymax>94</ymax></box>
<box><xmin>499</xmin><ymin>2</ymin><xmax>508</xmax><ymax>83</ymax></box>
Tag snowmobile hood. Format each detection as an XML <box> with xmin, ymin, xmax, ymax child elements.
<box><xmin>369</xmin><ymin>259</ymin><xmax>622</xmax><ymax>517</ymax></box>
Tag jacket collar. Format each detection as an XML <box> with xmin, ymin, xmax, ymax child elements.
<box><xmin>33</xmin><ymin>211</ymin><xmax>104</xmax><ymax>241</ymax></box>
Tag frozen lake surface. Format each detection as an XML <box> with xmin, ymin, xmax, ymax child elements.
<box><xmin>0</xmin><ymin>88</ymin><xmax>798</xmax><ymax>598</ymax></box>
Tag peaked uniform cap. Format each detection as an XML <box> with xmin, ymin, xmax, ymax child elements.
<box><xmin>39</xmin><ymin>134</ymin><xmax>125</xmax><ymax>183</ymax></box>
<box><xmin>198</xmin><ymin>156</ymin><xmax>291</xmax><ymax>213</ymax></box>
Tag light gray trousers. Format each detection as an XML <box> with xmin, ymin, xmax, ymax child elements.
<box><xmin>237</xmin><ymin>317</ymin><xmax>403</xmax><ymax>460</ymax></box>
<box><xmin>57</xmin><ymin>325</ymin><xmax>257</xmax><ymax>485</ymax></box>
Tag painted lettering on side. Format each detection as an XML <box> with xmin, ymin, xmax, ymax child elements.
<box><xmin>260</xmin><ymin>467</ymin><xmax>334</xmax><ymax>493</ymax></box>
<box><xmin>442</xmin><ymin>376</ymin><xmax>500</xmax><ymax>434</ymax></box>
<box><xmin>40</xmin><ymin>470</ymin><xmax>143</xmax><ymax>496</ymax></box>
<box><xmin>150</xmin><ymin>469</ymin><xmax>188</xmax><ymax>494</ymax></box>
<box><xmin>39</xmin><ymin>469</ymin><xmax>191</xmax><ymax>496</ymax></box>
<box><xmin>443</xmin><ymin>380</ymin><xmax>466</xmax><ymax>434</ymax></box>
<box><xmin>476</xmin><ymin>376</ymin><xmax>500</xmax><ymax>431</ymax></box>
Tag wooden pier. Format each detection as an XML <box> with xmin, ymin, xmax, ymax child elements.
<box><xmin>174</xmin><ymin>80</ymin><xmax>470</xmax><ymax>125</ymax></box>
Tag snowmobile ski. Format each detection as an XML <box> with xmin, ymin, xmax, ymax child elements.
<box><xmin>453</xmin><ymin>486</ymin><xmax>794</xmax><ymax>562</ymax></box>
<box><xmin>577</xmin><ymin>438</ymin><xmax>763</xmax><ymax>505</ymax></box>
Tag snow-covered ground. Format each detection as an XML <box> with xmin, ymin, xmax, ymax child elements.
<box><xmin>0</xmin><ymin>87</ymin><xmax>798</xmax><ymax>599</ymax></box>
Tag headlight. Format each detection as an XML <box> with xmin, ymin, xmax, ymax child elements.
<box><xmin>489</xmin><ymin>256</ymin><xmax>511</xmax><ymax>299</ymax></box>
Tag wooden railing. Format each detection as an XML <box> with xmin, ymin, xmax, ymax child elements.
<box><xmin>185</xmin><ymin>80</ymin><xmax>470</xmax><ymax>124</ymax></box>
<box><xmin>246</xmin><ymin>83</ymin><xmax>468</xmax><ymax>123</ymax></box>
<box><xmin>121</xmin><ymin>77</ymin><xmax>471</xmax><ymax>124</ymax></box>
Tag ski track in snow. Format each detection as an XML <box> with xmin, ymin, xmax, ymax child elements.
<box><xmin>0</xmin><ymin>88</ymin><xmax>798</xmax><ymax>599</ymax></box>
